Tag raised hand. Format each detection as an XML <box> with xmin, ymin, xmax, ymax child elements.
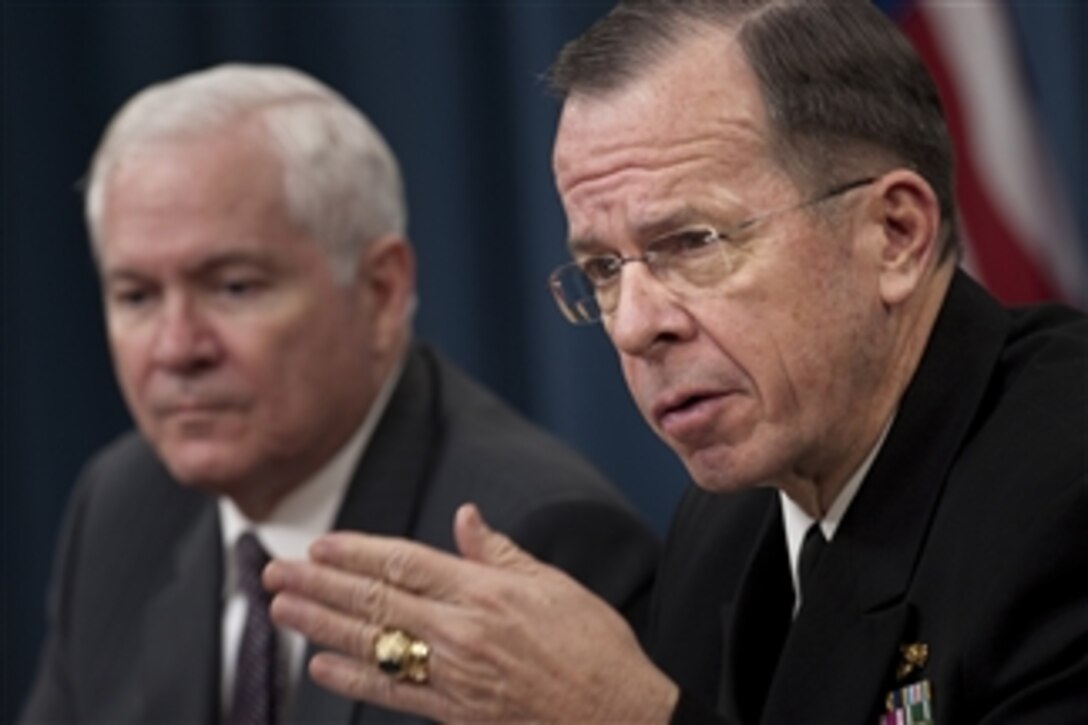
<box><xmin>264</xmin><ymin>503</ymin><xmax>678</xmax><ymax>723</ymax></box>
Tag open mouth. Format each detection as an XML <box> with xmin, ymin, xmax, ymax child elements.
<box><xmin>655</xmin><ymin>387</ymin><xmax>722</xmax><ymax>417</ymax></box>
<box><xmin>663</xmin><ymin>392</ymin><xmax>714</xmax><ymax>416</ymax></box>
<box><xmin>652</xmin><ymin>387</ymin><xmax>739</xmax><ymax>444</ymax></box>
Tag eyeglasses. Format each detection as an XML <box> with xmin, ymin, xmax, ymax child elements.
<box><xmin>548</xmin><ymin>177</ymin><xmax>876</xmax><ymax>325</ymax></box>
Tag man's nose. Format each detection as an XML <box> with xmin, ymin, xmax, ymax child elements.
<box><xmin>605</xmin><ymin>263</ymin><xmax>696</xmax><ymax>356</ymax></box>
<box><xmin>150</xmin><ymin>297</ymin><xmax>221</xmax><ymax>371</ymax></box>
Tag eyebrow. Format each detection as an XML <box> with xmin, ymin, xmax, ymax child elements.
<box><xmin>193</xmin><ymin>252</ymin><xmax>275</xmax><ymax>275</ymax></box>
<box><xmin>102</xmin><ymin>251</ymin><xmax>276</xmax><ymax>283</ymax></box>
<box><xmin>567</xmin><ymin>206</ymin><xmax>719</xmax><ymax>256</ymax></box>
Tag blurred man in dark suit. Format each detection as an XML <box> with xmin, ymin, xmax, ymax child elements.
<box><xmin>20</xmin><ymin>63</ymin><xmax>658</xmax><ymax>725</ymax></box>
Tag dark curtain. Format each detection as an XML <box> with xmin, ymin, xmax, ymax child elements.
<box><xmin>2</xmin><ymin>2</ymin><xmax>1083</xmax><ymax>719</ymax></box>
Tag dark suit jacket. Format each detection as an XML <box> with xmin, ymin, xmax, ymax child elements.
<box><xmin>22</xmin><ymin>344</ymin><xmax>659</xmax><ymax>724</ymax></box>
<box><xmin>653</xmin><ymin>273</ymin><xmax>1088</xmax><ymax>724</ymax></box>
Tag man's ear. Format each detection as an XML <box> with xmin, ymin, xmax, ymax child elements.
<box><xmin>356</xmin><ymin>235</ymin><xmax>415</xmax><ymax>354</ymax></box>
<box><xmin>869</xmin><ymin>169</ymin><xmax>942</xmax><ymax>306</ymax></box>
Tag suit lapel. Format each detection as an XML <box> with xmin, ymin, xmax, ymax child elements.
<box><xmin>288</xmin><ymin>346</ymin><xmax>441</xmax><ymax>725</ymax></box>
<box><xmin>331</xmin><ymin>347</ymin><xmax>441</xmax><ymax>538</ymax></box>
<box><xmin>761</xmin><ymin>272</ymin><xmax>1010</xmax><ymax>723</ymax></box>
<box><xmin>135</xmin><ymin>501</ymin><xmax>222</xmax><ymax>721</ymax></box>
<box><xmin>717</xmin><ymin>500</ymin><xmax>794</xmax><ymax>724</ymax></box>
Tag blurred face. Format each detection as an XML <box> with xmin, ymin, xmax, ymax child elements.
<box><xmin>553</xmin><ymin>35</ymin><xmax>890</xmax><ymax>495</ymax></box>
<box><xmin>97</xmin><ymin>124</ymin><xmax>390</xmax><ymax>515</ymax></box>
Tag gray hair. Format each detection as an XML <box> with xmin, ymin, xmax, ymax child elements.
<box><xmin>549</xmin><ymin>0</ymin><xmax>959</xmax><ymax>261</ymax></box>
<box><xmin>85</xmin><ymin>63</ymin><xmax>407</xmax><ymax>281</ymax></box>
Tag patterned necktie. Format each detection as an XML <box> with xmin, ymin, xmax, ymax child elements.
<box><xmin>229</xmin><ymin>532</ymin><xmax>280</xmax><ymax>725</ymax></box>
<box><xmin>797</xmin><ymin>522</ymin><xmax>828</xmax><ymax>608</ymax></box>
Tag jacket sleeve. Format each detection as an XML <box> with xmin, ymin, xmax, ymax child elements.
<box><xmin>18</xmin><ymin>472</ymin><xmax>93</xmax><ymax>723</ymax></box>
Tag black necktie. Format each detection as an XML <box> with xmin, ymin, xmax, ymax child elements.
<box><xmin>229</xmin><ymin>532</ymin><xmax>280</xmax><ymax>725</ymax></box>
<box><xmin>797</xmin><ymin>522</ymin><xmax>828</xmax><ymax>608</ymax></box>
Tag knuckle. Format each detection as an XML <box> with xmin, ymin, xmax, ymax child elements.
<box><xmin>339</xmin><ymin>662</ymin><xmax>366</xmax><ymax>696</ymax></box>
<box><xmin>467</xmin><ymin>577</ymin><xmax>518</xmax><ymax>617</ymax></box>
<box><xmin>349</xmin><ymin>622</ymin><xmax>375</xmax><ymax>661</ymax></box>
<box><xmin>348</xmin><ymin>575</ymin><xmax>385</xmax><ymax>618</ymax></box>
<box><xmin>446</xmin><ymin>666</ymin><xmax>506</xmax><ymax>720</ymax></box>
<box><xmin>369</xmin><ymin>667</ymin><xmax>400</xmax><ymax>707</ymax></box>
<box><xmin>445</xmin><ymin>617</ymin><xmax>485</xmax><ymax>654</ymax></box>
<box><xmin>382</xmin><ymin>545</ymin><xmax>414</xmax><ymax>587</ymax></box>
<box><xmin>343</xmin><ymin>662</ymin><xmax>385</xmax><ymax>705</ymax></box>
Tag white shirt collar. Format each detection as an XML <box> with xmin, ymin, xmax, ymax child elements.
<box><xmin>781</xmin><ymin>414</ymin><xmax>894</xmax><ymax>607</ymax></box>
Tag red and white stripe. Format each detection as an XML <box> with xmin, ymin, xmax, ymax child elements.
<box><xmin>901</xmin><ymin>3</ymin><xmax>1085</xmax><ymax>306</ymax></box>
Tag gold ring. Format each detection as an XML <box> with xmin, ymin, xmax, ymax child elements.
<box><xmin>373</xmin><ymin>628</ymin><xmax>431</xmax><ymax>684</ymax></box>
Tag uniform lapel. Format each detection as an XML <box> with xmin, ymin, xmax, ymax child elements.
<box><xmin>717</xmin><ymin>501</ymin><xmax>794</xmax><ymax>724</ymax></box>
<box><xmin>761</xmin><ymin>272</ymin><xmax>1010</xmax><ymax>723</ymax></box>
<box><xmin>136</xmin><ymin>501</ymin><xmax>222</xmax><ymax>721</ymax></box>
<box><xmin>288</xmin><ymin>346</ymin><xmax>441</xmax><ymax>725</ymax></box>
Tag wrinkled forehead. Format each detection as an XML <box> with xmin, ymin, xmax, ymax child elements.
<box><xmin>552</xmin><ymin>32</ymin><xmax>780</xmax><ymax>244</ymax></box>
<box><xmin>553</xmin><ymin>30</ymin><xmax>770</xmax><ymax>197</ymax></box>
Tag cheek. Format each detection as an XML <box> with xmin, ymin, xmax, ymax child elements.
<box><xmin>618</xmin><ymin>354</ymin><xmax>645</xmax><ymax>400</ymax></box>
<box><xmin>617</xmin><ymin>355</ymin><xmax>665</xmax><ymax>434</ymax></box>
<box><xmin>694</xmin><ymin>294</ymin><xmax>808</xmax><ymax>422</ymax></box>
<box><xmin>761</xmin><ymin>291</ymin><xmax>874</xmax><ymax>416</ymax></box>
<box><xmin>229</xmin><ymin>331</ymin><xmax>299</xmax><ymax>405</ymax></box>
<box><xmin>254</xmin><ymin>313</ymin><xmax>360</xmax><ymax>411</ymax></box>
<box><xmin>107</xmin><ymin>328</ymin><xmax>151</xmax><ymax>401</ymax></box>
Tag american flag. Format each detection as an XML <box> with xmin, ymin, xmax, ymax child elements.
<box><xmin>879</xmin><ymin>1</ymin><xmax>1086</xmax><ymax>308</ymax></box>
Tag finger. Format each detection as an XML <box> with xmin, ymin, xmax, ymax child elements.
<box><xmin>269</xmin><ymin>591</ymin><xmax>382</xmax><ymax>662</ymax></box>
<box><xmin>454</xmin><ymin>503</ymin><xmax>538</xmax><ymax>573</ymax></box>
<box><xmin>308</xmin><ymin>651</ymin><xmax>453</xmax><ymax>722</ymax></box>
<box><xmin>264</xmin><ymin>559</ymin><xmax>388</xmax><ymax>621</ymax></box>
<box><xmin>271</xmin><ymin>568</ymin><xmax>462</xmax><ymax>670</ymax></box>
<box><xmin>309</xmin><ymin>530</ymin><xmax>476</xmax><ymax>599</ymax></box>
<box><xmin>272</xmin><ymin>591</ymin><xmax>458</xmax><ymax>710</ymax></box>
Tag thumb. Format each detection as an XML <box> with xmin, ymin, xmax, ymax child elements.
<box><xmin>454</xmin><ymin>503</ymin><xmax>538</xmax><ymax>572</ymax></box>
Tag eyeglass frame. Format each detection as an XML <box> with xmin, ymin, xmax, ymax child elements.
<box><xmin>547</xmin><ymin>176</ymin><xmax>877</xmax><ymax>325</ymax></box>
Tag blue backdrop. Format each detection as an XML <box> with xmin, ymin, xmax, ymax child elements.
<box><xmin>2</xmin><ymin>2</ymin><xmax>1084</xmax><ymax>718</ymax></box>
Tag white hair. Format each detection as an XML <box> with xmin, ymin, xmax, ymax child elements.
<box><xmin>85</xmin><ymin>63</ymin><xmax>407</xmax><ymax>282</ymax></box>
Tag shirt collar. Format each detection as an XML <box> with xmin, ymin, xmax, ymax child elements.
<box><xmin>781</xmin><ymin>413</ymin><xmax>895</xmax><ymax>600</ymax></box>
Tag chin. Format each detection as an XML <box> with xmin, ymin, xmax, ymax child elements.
<box><xmin>690</xmin><ymin>469</ymin><xmax>753</xmax><ymax>494</ymax></box>
<box><xmin>158</xmin><ymin>444</ymin><xmax>252</xmax><ymax>495</ymax></box>
<box><xmin>682</xmin><ymin>445</ymin><xmax>768</xmax><ymax>494</ymax></box>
